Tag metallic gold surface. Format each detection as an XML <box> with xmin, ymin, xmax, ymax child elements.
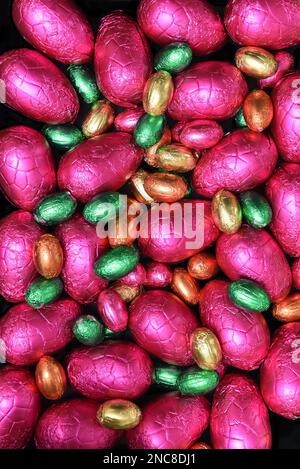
<box><xmin>190</xmin><ymin>327</ymin><xmax>222</xmax><ymax>370</ymax></box>
<box><xmin>143</xmin><ymin>71</ymin><xmax>174</xmax><ymax>116</ymax></box>
<box><xmin>112</xmin><ymin>281</ymin><xmax>142</xmax><ymax>303</ymax></box>
<box><xmin>272</xmin><ymin>293</ymin><xmax>300</xmax><ymax>322</ymax></box>
<box><xmin>212</xmin><ymin>189</ymin><xmax>242</xmax><ymax>234</ymax></box>
<box><xmin>144</xmin><ymin>127</ymin><xmax>172</xmax><ymax>164</ymax></box>
<box><xmin>147</xmin><ymin>143</ymin><xmax>198</xmax><ymax>172</ymax></box>
<box><xmin>82</xmin><ymin>100</ymin><xmax>114</xmax><ymax>138</ymax></box>
<box><xmin>35</xmin><ymin>356</ymin><xmax>66</xmax><ymax>400</ymax></box>
<box><xmin>144</xmin><ymin>172</ymin><xmax>187</xmax><ymax>202</ymax></box>
<box><xmin>97</xmin><ymin>399</ymin><xmax>142</xmax><ymax>430</ymax></box>
<box><xmin>235</xmin><ymin>46</ymin><xmax>278</xmax><ymax>79</ymax></box>
<box><xmin>187</xmin><ymin>252</ymin><xmax>218</xmax><ymax>280</ymax></box>
<box><xmin>129</xmin><ymin>169</ymin><xmax>154</xmax><ymax>205</ymax></box>
<box><xmin>243</xmin><ymin>90</ymin><xmax>273</xmax><ymax>132</ymax></box>
<box><xmin>34</xmin><ymin>234</ymin><xmax>63</xmax><ymax>279</ymax></box>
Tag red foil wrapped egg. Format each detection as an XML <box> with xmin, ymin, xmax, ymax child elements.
<box><xmin>144</xmin><ymin>262</ymin><xmax>173</xmax><ymax>288</ymax></box>
<box><xmin>172</xmin><ymin>119</ymin><xmax>224</xmax><ymax>151</ymax></box>
<box><xmin>97</xmin><ymin>289</ymin><xmax>128</xmax><ymax>332</ymax></box>
<box><xmin>114</xmin><ymin>107</ymin><xmax>145</xmax><ymax>133</ymax></box>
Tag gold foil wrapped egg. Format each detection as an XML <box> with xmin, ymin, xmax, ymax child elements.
<box><xmin>144</xmin><ymin>172</ymin><xmax>187</xmax><ymax>203</ymax></box>
<box><xmin>243</xmin><ymin>90</ymin><xmax>274</xmax><ymax>132</ymax></box>
<box><xmin>143</xmin><ymin>71</ymin><xmax>174</xmax><ymax>116</ymax></box>
<box><xmin>235</xmin><ymin>46</ymin><xmax>278</xmax><ymax>79</ymax></box>
<box><xmin>97</xmin><ymin>399</ymin><xmax>142</xmax><ymax>430</ymax></box>
<box><xmin>171</xmin><ymin>267</ymin><xmax>200</xmax><ymax>305</ymax></box>
<box><xmin>146</xmin><ymin>143</ymin><xmax>198</xmax><ymax>173</ymax></box>
<box><xmin>272</xmin><ymin>293</ymin><xmax>300</xmax><ymax>322</ymax></box>
<box><xmin>129</xmin><ymin>169</ymin><xmax>154</xmax><ymax>205</ymax></box>
<box><xmin>211</xmin><ymin>189</ymin><xmax>242</xmax><ymax>234</ymax></box>
<box><xmin>82</xmin><ymin>100</ymin><xmax>114</xmax><ymax>138</ymax></box>
<box><xmin>190</xmin><ymin>327</ymin><xmax>222</xmax><ymax>371</ymax></box>
<box><xmin>112</xmin><ymin>281</ymin><xmax>142</xmax><ymax>303</ymax></box>
<box><xmin>34</xmin><ymin>234</ymin><xmax>64</xmax><ymax>279</ymax></box>
<box><xmin>35</xmin><ymin>356</ymin><xmax>66</xmax><ymax>400</ymax></box>
<box><xmin>187</xmin><ymin>252</ymin><xmax>219</xmax><ymax>280</ymax></box>
<box><xmin>145</xmin><ymin>127</ymin><xmax>172</xmax><ymax>165</ymax></box>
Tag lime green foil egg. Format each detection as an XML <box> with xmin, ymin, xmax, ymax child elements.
<box><xmin>154</xmin><ymin>42</ymin><xmax>193</xmax><ymax>74</ymax></box>
<box><xmin>153</xmin><ymin>365</ymin><xmax>182</xmax><ymax>389</ymax></box>
<box><xmin>68</xmin><ymin>64</ymin><xmax>102</xmax><ymax>104</ymax></box>
<box><xmin>25</xmin><ymin>277</ymin><xmax>63</xmax><ymax>309</ymax></box>
<box><xmin>34</xmin><ymin>192</ymin><xmax>77</xmax><ymax>226</ymax></box>
<box><xmin>228</xmin><ymin>279</ymin><xmax>270</xmax><ymax>312</ymax></box>
<box><xmin>83</xmin><ymin>192</ymin><xmax>126</xmax><ymax>225</ymax></box>
<box><xmin>177</xmin><ymin>369</ymin><xmax>219</xmax><ymax>395</ymax></box>
<box><xmin>134</xmin><ymin>114</ymin><xmax>165</xmax><ymax>149</ymax></box>
<box><xmin>94</xmin><ymin>246</ymin><xmax>139</xmax><ymax>281</ymax></box>
<box><xmin>240</xmin><ymin>191</ymin><xmax>272</xmax><ymax>228</ymax></box>
<box><xmin>42</xmin><ymin>125</ymin><xmax>84</xmax><ymax>151</ymax></box>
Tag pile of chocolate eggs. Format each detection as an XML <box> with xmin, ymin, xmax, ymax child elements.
<box><xmin>0</xmin><ymin>0</ymin><xmax>300</xmax><ymax>450</ymax></box>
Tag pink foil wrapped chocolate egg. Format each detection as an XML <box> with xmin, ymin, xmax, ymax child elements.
<box><xmin>67</xmin><ymin>341</ymin><xmax>153</xmax><ymax>400</ymax></box>
<box><xmin>216</xmin><ymin>225</ymin><xmax>291</xmax><ymax>302</ymax></box>
<box><xmin>0</xmin><ymin>366</ymin><xmax>40</xmax><ymax>449</ymax></box>
<box><xmin>192</xmin><ymin>129</ymin><xmax>278</xmax><ymax>198</ymax></box>
<box><xmin>0</xmin><ymin>298</ymin><xmax>81</xmax><ymax>365</ymax></box>
<box><xmin>119</xmin><ymin>263</ymin><xmax>146</xmax><ymax>287</ymax></box>
<box><xmin>172</xmin><ymin>119</ymin><xmax>224</xmax><ymax>151</ymax></box>
<box><xmin>271</xmin><ymin>73</ymin><xmax>300</xmax><ymax>163</ymax></box>
<box><xmin>168</xmin><ymin>62</ymin><xmax>247</xmax><ymax>121</ymax></box>
<box><xmin>138</xmin><ymin>200</ymin><xmax>219</xmax><ymax>263</ymax></box>
<box><xmin>261</xmin><ymin>322</ymin><xmax>300</xmax><ymax>419</ymax></box>
<box><xmin>12</xmin><ymin>0</ymin><xmax>93</xmax><ymax>64</ymax></box>
<box><xmin>114</xmin><ymin>107</ymin><xmax>145</xmax><ymax>133</ymax></box>
<box><xmin>35</xmin><ymin>399</ymin><xmax>120</xmax><ymax>449</ymax></box>
<box><xmin>137</xmin><ymin>0</ymin><xmax>226</xmax><ymax>56</ymax></box>
<box><xmin>224</xmin><ymin>0</ymin><xmax>300</xmax><ymax>50</ymax></box>
<box><xmin>211</xmin><ymin>374</ymin><xmax>271</xmax><ymax>449</ymax></box>
<box><xmin>200</xmin><ymin>280</ymin><xmax>270</xmax><ymax>370</ymax></box>
<box><xmin>55</xmin><ymin>214</ymin><xmax>108</xmax><ymax>304</ymax></box>
<box><xmin>58</xmin><ymin>133</ymin><xmax>143</xmax><ymax>203</ymax></box>
<box><xmin>129</xmin><ymin>290</ymin><xmax>199</xmax><ymax>366</ymax></box>
<box><xmin>0</xmin><ymin>126</ymin><xmax>56</xmax><ymax>211</ymax></box>
<box><xmin>259</xmin><ymin>51</ymin><xmax>294</xmax><ymax>89</ymax></box>
<box><xmin>0</xmin><ymin>49</ymin><xmax>79</xmax><ymax>124</ymax></box>
<box><xmin>266</xmin><ymin>164</ymin><xmax>300</xmax><ymax>257</ymax></box>
<box><xmin>292</xmin><ymin>258</ymin><xmax>300</xmax><ymax>290</ymax></box>
<box><xmin>0</xmin><ymin>211</ymin><xmax>44</xmax><ymax>303</ymax></box>
<box><xmin>127</xmin><ymin>392</ymin><xmax>210</xmax><ymax>449</ymax></box>
<box><xmin>144</xmin><ymin>262</ymin><xmax>173</xmax><ymax>288</ymax></box>
<box><xmin>95</xmin><ymin>11</ymin><xmax>152</xmax><ymax>107</ymax></box>
<box><xmin>97</xmin><ymin>289</ymin><xmax>128</xmax><ymax>332</ymax></box>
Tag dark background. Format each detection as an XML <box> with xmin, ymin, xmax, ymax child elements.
<box><xmin>0</xmin><ymin>0</ymin><xmax>300</xmax><ymax>449</ymax></box>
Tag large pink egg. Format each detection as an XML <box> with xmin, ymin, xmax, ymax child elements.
<box><xmin>12</xmin><ymin>0</ymin><xmax>93</xmax><ymax>64</ymax></box>
<box><xmin>216</xmin><ymin>225</ymin><xmax>291</xmax><ymax>302</ymax></box>
<box><xmin>0</xmin><ymin>366</ymin><xmax>40</xmax><ymax>449</ymax></box>
<box><xmin>168</xmin><ymin>62</ymin><xmax>247</xmax><ymax>121</ymax></box>
<box><xmin>266</xmin><ymin>164</ymin><xmax>300</xmax><ymax>257</ymax></box>
<box><xmin>200</xmin><ymin>280</ymin><xmax>270</xmax><ymax>370</ymax></box>
<box><xmin>67</xmin><ymin>341</ymin><xmax>153</xmax><ymax>400</ymax></box>
<box><xmin>0</xmin><ymin>211</ymin><xmax>44</xmax><ymax>303</ymax></box>
<box><xmin>35</xmin><ymin>399</ymin><xmax>120</xmax><ymax>449</ymax></box>
<box><xmin>0</xmin><ymin>126</ymin><xmax>56</xmax><ymax>210</ymax></box>
<box><xmin>137</xmin><ymin>0</ymin><xmax>226</xmax><ymax>56</ymax></box>
<box><xmin>224</xmin><ymin>0</ymin><xmax>300</xmax><ymax>50</ymax></box>
<box><xmin>172</xmin><ymin>119</ymin><xmax>224</xmax><ymax>151</ymax></box>
<box><xmin>138</xmin><ymin>200</ymin><xmax>219</xmax><ymax>263</ymax></box>
<box><xmin>55</xmin><ymin>214</ymin><xmax>108</xmax><ymax>304</ymax></box>
<box><xmin>192</xmin><ymin>129</ymin><xmax>278</xmax><ymax>198</ymax></box>
<box><xmin>129</xmin><ymin>290</ymin><xmax>199</xmax><ymax>366</ymax></box>
<box><xmin>271</xmin><ymin>73</ymin><xmax>300</xmax><ymax>163</ymax></box>
<box><xmin>259</xmin><ymin>51</ymin><xmax>294</xmax><ymax>89</ymax></box>
<box><xmin>127</xmin><ymin>392</ymin><xmax>209</xmax><ymax>449</ymax></box>
<box><xmin>0</xmin><ymin>299</ymin><xmax>81</xmax><ymax>365</ymax></box>
<box><xmin>211</xmin><ymin>374</ymin><xmax>271</xmax><ymax>449</ymax></box>
<box><xmin>0</xmin><ymin>49</ymin><xmax>79</xmax><ymax>124</ymax></box>
<box><xmin>95</xmin><ymin>11</ymin><xmax>152</xmax><ymax>107</ymax></box>
<box><xmin>58</xmin><ymin>132</ymin><xmax>143</xmax><ymax>202</ymax></box>
<box><xmin>261</xmin><ymin>322</ymin><xmax>300</xmax><ymax>419</ymax></box>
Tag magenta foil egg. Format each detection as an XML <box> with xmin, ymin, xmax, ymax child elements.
<box><xmin>200</xmin><ymin>280</ymin><xmax>270</xmax><ymax>370</ymax></box>
<box><xmin>127</xmin><ymin>392</ymin><xmax>210</xmax><ymax>449</ymax></box>
<box><xmin>261</xmin><ymin>322</ymin><xmax>300</xmax><ymax>419</ymax></box>
<box><xmin>172</xmin><ymin>119</ymin><xmax>224</xmax><ymax>151</ymax></box>
<box><xmin>0</xmin><ymin>126</ymin><xmax>56</xmax><ymax>211</ymax></box>
<box><xmin>0</xmin><ymin>299</ymin><xmax>81</xmax><ymax>366</ymax></box>
<box><xmin>192</xmin><ymin>129</ymin><xmax>278</xmax><ymax>198</ymax></box>
<box><xmin>35</xmin><ymin>399</ymin><xmax>121</xmax><ymax>449</ymax></box>
<box><xmin>168</xmin><ymin>62</ymin><xmax>247</xmax><ymax>121</ymax></box>
<box><xmin>259</xmin><ymin>51</ymin><xmax>294</xmax><ymax>89</ymax></box>
<box><xmin>211</xmin><ymin>374</ymin><xmax>272</xmax><ymax>449</ymax></box>
<box><xmin>55</xmin><ymin>214</ymin><xmax>108</xmax><ymax>304</ymax></box>
<box><xmin>144</xmin><ymin>262</ymin><xmax>173</xmax><ymax>288</ymax></box>
<box><xmin>0</xmin><ymin>49</ymin><xmax>79</xmax><ymax>124</ymax></box>
<box><xmin>12</xmin><ymin>0</ymin><xmax>93</xmax><ymax>64</ymax></box>
<box><xmin>95</xmin><ymin>11</ymin><xmax>152</xmax><ymax>107</ymax></box>
<box><xmin>137</xmin><ymin>0</ymin><xmax>226</xmax><ymax>56</ymax></box>
<box><xmin>224</xmin><ymin>0</ymin><xmax>300</xmax><ymax>50</ymax></box>
<box><xmin>129</xmin><ymin>290</ymin><xmax>199</xmax><ymax>366</ymax></box>
<box><xmin>119</xmin><ymin>263</ymin><xmax>146</xmax><ymax>287</ymax></box>
<box><xmin>266</xmin><ymin>164</ymin><xmax>300</xmax><ymax>257</ymax></box>
<box><xmin>58</xmin><ymin>132</ymin><xmax>143</xmax><ymax>203</ymax></box>
<box><xmin>97</xmin><ymin>289</ymin><xmax>128</xmax><ymax>332</ymax></box>
<box><xmin>67</xmin><ymin>341</ymin><xmax>153</xmax><ymax>400</ymax></box>
<box><xmin>271</xmin><ymin>73</ymin><xmax>300</xmax><ymax>163</ymax></box>
<box><xmin>138</xmin><ymin>200</ymin><xmax>219</xmax><ymax>263</ymax></box>
<box><xmin>292</xmin><ymin>259</ymin><xmax>300</xmax><ymax>290</ymax></box>
<box><xmin>216</xmin><ymin>225</ymin><xmax>292</xmax><ymax>302</ymax></box>
<box><xmin>0</xmin><ymin>366</ymin><xmax>40</xmax><ymax>449</ymax></box>
<box><xmin>114</xmin><ymin>107</ymin><xmax>145</xmax><ymax>133</ymax></box>
<box><xmin>0</xmin><ymin>211</ymin><xmax>44</xmax><ymax>303</ymax></box>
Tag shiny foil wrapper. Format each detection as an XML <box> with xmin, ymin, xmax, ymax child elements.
<box><xmin>97</xmin><ymin>289</ymin><xmax>128</xmax><ymax>332</ymax></box>
<box><xmin>172</xmin><ymin>119</ymin><xmax>223</xmax><ymax>152</ymax></box>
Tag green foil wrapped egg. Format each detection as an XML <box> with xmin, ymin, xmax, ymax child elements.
<box><xmin>154</xmin><ymin>42</ymin><xmax>193</xmax><ymax>74</ymax></box>
<box><xmin>240</xmin><ymin>191</ymin><xmax>272</xmax><ymax>228</ymax></box>
<box><xmin>68</xmin><ymin>64</ymin><xmax>101</xmax><ymax>104</ymax></box>
<box><xmin>177</xmin><ymin>369</ymin><xmax>219</xmax><ymax>395</ymax></box>
<box><xmin>235</xmin><ymin>107</ymin><xmax>248</xmax><ymax>128</ymax></box>
<box><xmin>73</xmin><ymin>315</ymin><xmax>104</xmax><ymax>346</ymax></box>
<box><xmin>34</xmin><ymin>192</ymin><xmax>77</xmax><ymax>226</ymax></box>
<box><xmin>94</xmin><ymin>246</ymin><xmax>139</xmax><ymax>281</ymax></box>
<box><xmin>228</xmin><ymin>279</ymin><xmax>270</xmax><ymax>312</ymax></box>
<box><xmin>83</xmin><ymin>192</ymin><xmax>125</xmax><ymax>225</ymax></box>
<box><xmin>152</xmin><ymin>365</ymin><xmax>182</xmax><ymax>389</ymax></box>
<box><xmin>42</xmin><ymin>125</ymin><xmax>84</xmax><ymax>151</ymax></box>
<box><xmin>25</xmin><ymin>277</ymin><xmax>63</xmax><ymax>309</ymax></box>
<box><xmin>134</xmin><ymin>114</ymin><xmax>165</xmax><ymax>149</ymax></box>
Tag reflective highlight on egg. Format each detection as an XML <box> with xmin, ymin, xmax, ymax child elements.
<box><xmin>212</xmin><ymin>190</ymin><xmax>242</xmax><ymax>234</ymax></box>
<box><xmin>34</xmin><ymin>234</ymin><xmax>63</xmax><ymax>279</ymax></box>
<box><xmin>172</xmin><ymin>120</ymin><xmax>223</xmax><ymax>151</ymax></box>
<box><xmin>95</xmin><ymin>246</ymin><xmax>139</xmax><ymax>281</ymax></box>
<box><xmin>228</xmin><ymin>279</ymin><xmax>270</xmax><ymax>313</ymax></box>
<box><xmin>97</xmin><ymin>400</ymin><xmax>142</xmax><ymax>430</ymax></box>
<box><xmin>82</xmin><ymin>100</ymin><xmax>114</xmax><ymax>138</ymax></box>
<box><xmin>272</xmin><ymin>294</ymin><xmax>300</xmax><ymax>322</ymax></box>
<box><xmin>243</xmin><ymin>90</ymin><xmax>273</xmax><ymax>132</ymax></box>
<box><xmin>239</xmin><ymin>191</ymin><xmax>272</xmax><ymax>228</ymax></box>
<box><xmin>177</xmin><ymin>369</ymin><xmax>219</xmax><ymax>395</ymax></box>
<box><xmin>154</xmin><ymin>42</ymin><xmax>192</xmax><ymax>74</ymax></box>
<box><xmin>68</xmin><ymin>64</ymin><xmax>101</xmax><ymax>104</ymax></box>
<box><xmin>43</xmin><ymin>124</ymin><xmax>84</xmax><ymax>151</ymax></box>
<box><xmin>134</xmin><ymin>114</ymin><xmax>165</xmax><ymax>148</ymax></box>
<box><xmin>152</xmin><ymin>365</ymin><xmax>181</xmax><ymax>389</ymax></box>
<box><xmin>190</xmin><ymin>327</ymin><xmax>222</xmax><ymax>371</ymax></box>
<box><xmin>34</xmin><ymin>192</ymin><xmax>77</xmax><ymax>226</ymax></box>
<box><xmin>143</xmin><ymin>71</ymin><xmax>174</xmax><ymax>116</ymax></box>
<box><xmin>187</xmin><ymin>253</ymin><xmax>218</xmax><ymax>280</ymax></box>
<box><xmin>144</xmin><ymin>172</ymin><xmax>187</xmax><ymax>203</ymax></box>
<box><xmin>73</xmin><ymin>315</ymin><xmax>104</xmax><ymax>346</ymax></box>
<box><xmin>129</xmin><ymin>169</ymin><xmax>154</xmax><ymax>205</ymax></box>
<box><xmin>147</xmin><ymin>144</ymin><xmax>198</xmax><ymax>172</ymax></box>
<box><xmin>235</xmin><ymin>47</ymin><xmax>278</xmax><ymax>79</ymax></box>
<box><xmin>35</xmin><ymin>356</ymin><xmax>66</xmax><ymax>400</ymax></box>
<box><xmin>97</xmin><ymin>289</ymin><xmax>128</xmax><ymax>332</ymax></box>
<box><xmin>171</xmin><ymin>267</ymin><xmax>200</xmax><ymax>305</ymax></box>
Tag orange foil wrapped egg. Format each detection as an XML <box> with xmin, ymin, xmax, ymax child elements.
<box><xmin>34</xmin><ymin>234</ymin><xmax>64</xmax><ymax>279</ymax></box>
<box><xmin>35</xmin><ymin>356</ymin><xmax>66</xmax><ymax>400</ymax></box>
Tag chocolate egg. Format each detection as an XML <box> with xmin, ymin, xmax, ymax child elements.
<box><xmin>58</xmin><ymin>133</ymin><xmax>143</xmax><ymax>202</ymax></box>
<box><xmin>97</xmin><ymin>289</ymin><xmax>128</xmax><ymax>332</ymax></box>
<box><xmin>0</xmin><ymin>49</ymin><xmax>79</xmax><ymax>124</ymax></box>
<box><xmin>172</xmin><ymin>119</ymin><xmax>223</xmax><ymax>151</ymax></box>
<box><xmin>0</xmin><ymin>211</ymin><xmax>44</xmax><ymax>303</ymax></box>
<box><xmin>292</xmin><ymin>258</ymin><xmax>300</xmax><ymax>289</ymax></box>
<box><xmin>137</xmin><ymin>0</ymin><xmax>226</xmax><ymax>56</ymax></box>
<box><xmin>120</xmin><ymin>263</ymin><xmax>146</xmax><ymax>287</ymax></box>
<box><xmin>0</xmin><ymin>126</ymin><xmax>55</xmax><ymax>211</ymax></box>
<box><xmin>260</xmin><ymin>322</ymin><xmax>300</xmax><ymax>419</ymax></box>
<box><xmin>192</xmin><ymin>129</ymin><xmax>278</xmax><ymax>198</ymax></box>
<box><xmin>35</xmin><ymin>356</ymin><xmax>66</xmax><ymax>400</ymax></box>
<box><xmin>114</xmin><ymin>107</ymin><xmax>144</xmax><ymax>133</ymax></box>
<box><xmin>94</xmin><ymin>11</ymin><xmax>152</xmax><ymax>107</ymax></box>
<box><xmin>211</xmin><ymin>374</ymin><xmax>271</xmax><ymax>449</ymax></box>
<box><xmin>67</xmin><ymin>341</ymin><xmax>153</xmax><ymax>400</ymax></box>
<box><xmin>35</xmin><ymin>399</ymin><xmax>120</xmax><ymax>449</ymax></box>
<box><xmin>12</xmin><ymin>0</ymin><xmax>93</xmax><ymax>64</ymax></box>
<box><xmin>144</xmin><ymin>262</ymin><xmax>172</xmax><ymax>287</ymax></box>
<box><xmin>200</xmin><ymin>280</ymin><xmax>270</xmax><ymax>370</ymax></box>
<box><xmin>126</xmin><ymin>392</ymin><xmax>210</xmax><ymax>449</ymax></box>
<box><xmin>129</xmin><ymin>290</ymin><xmax>199</xmax><ymax>366</ymax></box>
<box><xmin>259</xmin><ymin>51</ymin><xmax>294</xmax><ymax>89</ymax></box>
<box><xmin>272</xmin><ymin>293</ymin><xmax>300</xmax><ymax>322</ymax></box>
<box><xmin>34</xmin><ymin>234</ymin><xmax>63</xmax><ymax>279</ymax></box>
<box><xmin>0</xmin><ymin>298</ymin><xmax>81</xmax><ymax>365</ymax></box>
<box><xmin>168</xmin><ymin>62</ymin><xmax>247</xmax><ymax>121</ymax></box>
